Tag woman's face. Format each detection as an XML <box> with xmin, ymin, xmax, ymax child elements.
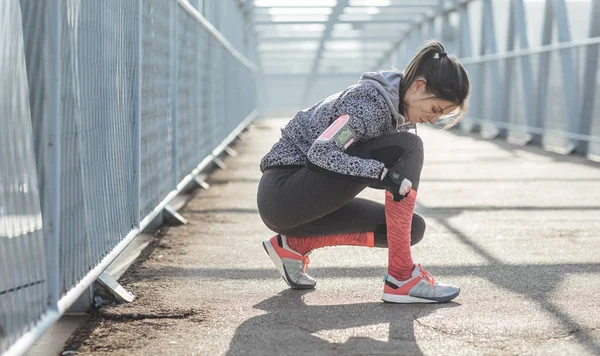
<box><xmin>403</xmin><ymin>79</ymin><xmax>458</xmax><ymax>125</ymax></box>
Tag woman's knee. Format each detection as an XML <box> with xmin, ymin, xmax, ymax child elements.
<box><xmin>368</xmin><ymin>132</ymin><xmax>424</xmax><ymax>167</ymax></box>
<box><xmin>379</xmin><ymin>131</ymin><xmax>424</xmax><ymax>152</ymax></box>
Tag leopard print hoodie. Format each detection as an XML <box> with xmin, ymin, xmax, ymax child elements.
<box><xmin>260</xmin><ymin>70</ymin><xmax>415</xmax><ymax>183</ymax></box>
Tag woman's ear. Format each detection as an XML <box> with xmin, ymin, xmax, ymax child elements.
<box><xmin>412</xmin><ymin>78</ymin><xmax>427</xmax><ymax>92</ymax></box>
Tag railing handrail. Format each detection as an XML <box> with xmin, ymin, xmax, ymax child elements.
<box><xmin>460</xmin><ymin>36</ymin><xmax>600</xmax><ymax>65</ymax></box>
<box><xmin>178</xmin><ymin>0</ymin><xmax>258</xmax><ymax>72</ymax></box>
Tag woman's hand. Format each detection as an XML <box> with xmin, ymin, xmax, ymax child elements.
<box><xmin>382</xmin><ymin>168</ymin><xmax>413</xmax><ymax>201</ymax></box>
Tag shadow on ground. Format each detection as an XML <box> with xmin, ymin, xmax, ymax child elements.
<box><xmin>226</xmin><ymin>289</ymin><xmax>459</xmax><ymax>356</ymax></box>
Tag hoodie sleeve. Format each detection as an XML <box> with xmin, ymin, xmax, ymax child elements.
<box><xmin>305</xmin><ymin>84</ymin><xmax>392</xmax><ymax>183</ymax></box>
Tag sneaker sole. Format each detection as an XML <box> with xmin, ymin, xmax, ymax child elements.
<box><xmin>262</xmin><ymin>240</ymin><xmax>316</xmax><ymax>290</ymax></box>
<box><xmin>382</xmin><ymin>290</ymin><xmax>459</xmax><ymax>304</ymax></box>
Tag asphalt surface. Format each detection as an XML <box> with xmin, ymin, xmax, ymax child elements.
<box><xmin>64</xmin><ymin>119</ymin><xmax>600</xmax><ymax>356</ymax></box>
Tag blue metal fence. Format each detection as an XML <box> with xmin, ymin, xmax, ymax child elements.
<box><xmin>379</xmin><ymin>0</ymin><xmax>600</xmax><ymax>161</ymax></box>
<box><xmin>0</xmin><ymin>0</ymin><xmax>257</xmax><ymax>355</ymax></box>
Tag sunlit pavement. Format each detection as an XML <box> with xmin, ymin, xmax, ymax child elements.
<box><xmin>66</xmin><ymin>119</ymin><xmax>600</xmax><ymax>356</ymax></box>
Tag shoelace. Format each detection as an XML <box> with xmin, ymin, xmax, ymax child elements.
<box><xmin>418</xmin><ymin>264</ymin><xmax>436</xmax><ymax>286</ymax></box>
<box><xmin>300</xmin><ymin>255</ymin><xmax>310</xmax><ymax>274</ymax></box>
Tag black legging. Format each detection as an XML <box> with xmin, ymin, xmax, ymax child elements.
<box><xmin>257</xmin><ymin>132</ymin><xmax>425</xmax><ymax>247</ymax></box>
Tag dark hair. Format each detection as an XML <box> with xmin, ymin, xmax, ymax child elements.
<box><xmin>400</xmin><ymin>40</ymin><xmax>470</xmax><ymax>129</ymax></box>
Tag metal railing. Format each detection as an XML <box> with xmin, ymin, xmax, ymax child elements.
<box><xmin>462</xmin><ymin>36</ymin><xmax>600</xmax><ymax>156</ymax></box>
<box><xmin>378</xmin><ymin>0</ymin><xmax>600</xmax><ymax>161</ymax></box>
<box><xmin>0</xmin><ymin>0</ymin><xmax>257</xmax><ymax>354</ymax></box>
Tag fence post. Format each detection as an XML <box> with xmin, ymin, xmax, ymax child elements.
<box><xmin>552</xmin><ymin>0</ymin><xmax>579</xmax><ymax>153</ymax></box>
<box><xmin>534</xmin><ymin>0</ymin><xmax>553</xmax><ymax>146</ymax></box>
<box><xmin>133</xmin><ymin>0</ymin><xmax>142</xmax><ymax>228</ymax></box>
<box><xmin>44</xmin><ymin>0</ymin><xmax>62</xmax><ymax>307</ymax></box>
<box><xmin>578</xmin><ymin>0</ymin><xmax>600</xmax><ymax>154</ymax></box>
<box><xmin>170</xmin><ymin>0</ymin><xmax>179</xmax><ymax>187</ymax></box>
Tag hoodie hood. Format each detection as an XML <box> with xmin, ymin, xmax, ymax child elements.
<box><xmin>358</xmin><ymin>70</ymin><xmax>407</xmax><ymax>128</ymax></box>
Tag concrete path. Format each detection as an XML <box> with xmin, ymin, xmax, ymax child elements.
<box><xmin>64</xmin><ymin>119</ymin><xmax>600</xmax><ymax>355</ymax></box>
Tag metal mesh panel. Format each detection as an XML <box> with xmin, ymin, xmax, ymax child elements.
<box><xmin>589</xmin><ymin>51</ymin><xmax>600</xmax><ymax>157</ymax></box>
<box><xmin>212</xmin><ymin>44</ymin><xmax>227</xmax><ymax>147</ymax></box>
<box><xmin>57</xmin><ymin>0</ymin><xmax>89</xmax><ymax>294</ymax></box>
<box><xmin>506</xmin><ymin>56</ymin><xmax>531</xmax><ymax>143</ymax></box>
<box><xmin>45</xmin><ymin>0</ymin><xmax>140</xmax><ymax>293</ymax></box>
<box><xmin>0</xmin><ymin>0</ymin><xmax>47</xmax><ymax>352</ymax></box>
<box><xmin>19</xmin><ymin>0</ymin><xmax>46</xmax><ymax>205</ymax></box>
<box><xmin>174</xmin><ymin>3</ymin><xmax>256</xmax><ymax>183</ymax></box>
<box><xmin>195</xmin><ymin>18</ymin><xmax>211</xmax><ymax>167</ymax></box>
<box><xmin>198</xmin><ymin>18</ymin><xmax>213</xmax><ymax>165</ymax></box>
<box><xmin>2</xmin><ymin>1</ymin><xmax>257</xmax><ymax>353</ymax></box>
<box><xmin>140</xmin><ymin>0</ymin><xmax>173</xmax><ymax>218</ymax></box>
<box><xmin>461</xmin><ymin>62</ymin><xmax>479</xmax><ymax>131</ymax></box>
<box><xmin>74</xmin><ymin>0</ymin><xmax>138</xmax><ymax>273</ymax></box>
<box><xmin>479</xmin><ymin>60</ymin><xmax>499</xmax><ymax>137</ymax></box>
<box><xmin>542</xmin><ymin>49</ymin><xmax>575</xmax><ymax>150</ymax></box>
<box><xmin>177</xmin><ymin>7</ymin><xmax>204</xmax><ymax>179</ymax></box>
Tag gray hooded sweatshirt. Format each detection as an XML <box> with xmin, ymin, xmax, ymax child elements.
<box><xmin>260</xmin><ymin>70</ymin><xmax>415</xmax><ymax>183</ymax></box>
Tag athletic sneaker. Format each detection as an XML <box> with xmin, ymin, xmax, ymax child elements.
<box><xmin>262</xmin><ymin>234</ymin><xmax>316</xmax><ymax>289</ymax></box>
<box><xmin>382</xmin><ymin>264</ymin><xmax>459</xmax><ymax>303</ymax></box>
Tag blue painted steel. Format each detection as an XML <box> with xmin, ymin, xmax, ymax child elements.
<box><xmin>0</xmin><ymin>1</ymin><xmax>257</xmax><ymax>354</ymax></box>
<box><xmin>370</xmin><ymin>0</ymin><xmax>599</xmax><ymax>160</ymax></box>
<box><xmin>551</xmin><ymin>0</ymin><xmax>579</xmax><ymax>152</ymax></box>
<box><xmin>579</xmin><ymin>0</ymin><xmax>600</xmax><ymax>154</ymax></box>
<box><xmin>0</xmin><ymin>0</ymin><xmax>47</xmax><ymax>352</ymax></box>
<box><xmin>44</xmin><ymin>0</ymin><xmax>61</xmax><ymax>308</ymax></box>
<box><xmin>134</xmin><ymin>0</ymin><xmax>142</xmax><ymax>227</ymax></box>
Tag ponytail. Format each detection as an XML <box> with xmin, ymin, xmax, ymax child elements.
<box><xmin>400</xmin><ymin>41</ymin><xmax>470</xmax><ymax>129</ymax></box>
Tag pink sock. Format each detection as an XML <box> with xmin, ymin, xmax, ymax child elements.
<box><xmin>286</xmin><ymin>232</ymin><xmax>374</xmax><ymax>255</ymax></box>
<box><xmin>385</xmin><ymin>190</ymin><xmax>417</xmax><ymax>280</ymax></box>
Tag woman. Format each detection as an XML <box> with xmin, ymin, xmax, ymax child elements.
<box><xmin>257</xmin><ymin>41</ymin><xmax>470</xmax><ymax>304</ymax></box>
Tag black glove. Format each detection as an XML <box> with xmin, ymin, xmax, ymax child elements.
<box><xmin>381</xmin><ymin>166</ymin><xmax>411</xmax><ymax>202</ymax></box>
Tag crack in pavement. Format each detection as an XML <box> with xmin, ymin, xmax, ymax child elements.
<box><xmin>273</xmin><ymin>320</ymin><xmax>316</xmax><ymax>334</ymax></box>
<box><xmin>98</xmin><ymin>309</ymin><xmax>200</xmax><ymax>322</ymax></box>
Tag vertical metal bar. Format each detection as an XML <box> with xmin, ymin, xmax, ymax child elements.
<box><xmin>514</xmin><ymin>0</ymin><xmax>536</xmax><ymax>141</ymax></box>
<box><xmin>502</xmin><ymin>0</ymin><xmax>517</xmax><ymax>141</ymax></box>
<box><xmin>3</xmin><ymin>0</ymin><xmax>20</xmax><ymax>337</ymax></box>
<box><xmin>133</xmin><ymin>0</ymin><xmax>142</xmax><ymax>228</ymax></box>
<box><xmin>170</xmin><ymin>0</ymin><xmax>179</xmax><ymax>186</ymax></box>
<box><xmin>0</xmin><ymin>230</ymin><xmax>10</xmax><ymax>341</ymax></box>
<box><xmin>534</xmin><ymin>0</ymin><xmax>554</xmax><ymax>144</ymax></box>
<box><xmin>441</xmin><ymin>8</ymin><xmax>453</xmax><ymax>55</ymax></box>
<box><xmin>22</xmin><ymin>0</ymin><xmax>41</xmax><ymax>327</ymax></box>
<box><xmin>214</xmin><ymin>0</ymin><xmax>220</xmax><ymax>32</ymax></box>
<box><xmin>428</xmin><ymin>19</ymin><xmax>435</xmax><ymax>41</ymax></box>
<box><xmin>552</xmin><ymin>0</ymin><xmax>579</xmax><ymax>151</ymax></box>
<box><xmin>434</xmin><ymin>0</ymin><xmax>444</xmax><ymax>41</ymax></box>
<box><xmin>441</xmin><ymin>13</ymin><xmax>449</xmax><ymax>43</ymax></box>
<box><xmin>506</xmin><ymin>0</ymin><xmax>517</xmax><ymax>52</ymax></box>
<box><xmin>408</xmin><ymin>31</ymin><xmax>415</xmax><ymax>63</ymax></box>
<box><xmin>474</xmin><ymin>0</ymin><xmax>491</xmax><ymax>134</ymax></box>
<box><xmin>458</xmin><ymin>3</ymin><xmax>476</xmax><ymax>133</ymax></box>
<box><xmin>578</xmin><ymin>0</ymin><xmax>600</xmax><ymax>153</ymax></box>
<box><xmin>458</xmin><ymin>4</ymin><xmax>472</xmax><ymax>58</ymax></box>
<box><xmin>197</xmin><ymin>4</ymin><xmax>204</xmax><ymax>163</ymax></box>
<box><xmin>483</xmin><ymin>0</ymin><xmax>504</xmax><ymax>138</ymax></box>
<box><xmin>476</xmin><ymin>0</ymin><xmax>488</xmax><ymax>129</ymax></box>
<box><xmin>44</xmin><ymin>0</ymin><xmax>62</xmax><ymax>307</ymax></box>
